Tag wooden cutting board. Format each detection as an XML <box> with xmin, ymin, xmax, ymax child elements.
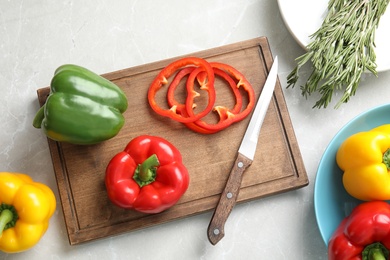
<box><xmin>36</xmin><ymin>37</ymin><xmax>308</xmax><ymax>245</ymax></box>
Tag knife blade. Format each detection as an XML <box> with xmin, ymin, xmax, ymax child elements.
<box><xmin>207</xmin><ymin>56</ymin><xmax>279</xmax><ymax>245</ymax></box>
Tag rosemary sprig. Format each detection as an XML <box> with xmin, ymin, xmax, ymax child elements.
<box><xmin>287</xmin><ymin>0</ymin><xmax>389</xmax><ymax>108</ymax></box>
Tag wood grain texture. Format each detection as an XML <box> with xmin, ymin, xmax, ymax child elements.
<box><xmin>36</xmin><ymin>37</ymin><xmax>308</xmax><ymax>245</ymax></box>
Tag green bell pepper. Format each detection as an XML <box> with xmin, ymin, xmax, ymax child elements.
<box><xmin>33</xmin><ymin>64</ymin><xmax>128</xmax><ymax>145</ymax></box>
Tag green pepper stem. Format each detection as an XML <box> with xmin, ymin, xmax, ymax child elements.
<box><xmin>362</xmin><ymin>242</ymin><xmax>389</xmax><ymax>260</ymax></box>
<box><xmin>0</xmin><ymin>209</ymin><xmax>14</xmax><ymax>236</ymax></box>
<box><xmin>133</xmin><ymin>154</ymin><xmax>160</xmax><ymax>188</ymax></box>
<box><xmin>370</xmin><ymin>249</ymin><xmax>386</xmax><ymax>260</ymax></box>
<box><xmin>383</xmin><ymin>149</ymin><xmax>390</xmax><ymax>170</ymax></box>
<box><xmin>32</xmin><ymin>105</ymin><xmax>45</xmax><ymax>128</ymax></box>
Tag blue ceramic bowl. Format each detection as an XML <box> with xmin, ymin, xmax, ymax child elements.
<box><xmin>314</xmin><ymin>103</ymin><xmax>390</xmax><ymax>246</ymax></box>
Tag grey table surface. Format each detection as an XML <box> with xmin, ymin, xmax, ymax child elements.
<box><xmin>1</xmin><ymin>1</ymin><xmax>390</xmax><ymax>259</ymax></box>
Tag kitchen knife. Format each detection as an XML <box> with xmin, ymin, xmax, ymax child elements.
<box><xmin>207</xmin><ymin>56</ymin><xmax>279</xmax><ymax>245</ymax></box>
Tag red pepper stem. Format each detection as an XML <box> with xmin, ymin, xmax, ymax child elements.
<box><xmin>133</xmin><ymin>154</ymin><xmax>160</xmax><ymax>188</ymax></box>
<box><xmin>0</xmin><ymin>203</ymin><xmax>18</xmax><ymax>236</ymax></box>
<box><xmin>383</xmin><ymin>149</ymin><xmax>390</xmax><ymax>170</ymax></box>
<box><xmin>362</xmin><ymin>242</ymin><xmax>389</xmax><ymax>260</ymax></box>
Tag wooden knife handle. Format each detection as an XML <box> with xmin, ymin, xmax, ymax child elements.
<box><xmin>207</xmin><ymin>153</ymin><xmax>252</xmax><ymax>245</ymax></box>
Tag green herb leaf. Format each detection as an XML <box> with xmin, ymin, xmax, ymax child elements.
<box><xmin>287</xmin><ymin>0</ymin><xmax>389</xmax><ymax>108</ymax></box>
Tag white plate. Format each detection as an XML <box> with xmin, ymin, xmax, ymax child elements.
<box><xmin>277</xmin><ymin>0</ymin><xmax>390</xmax><ymax>72</ymax></box>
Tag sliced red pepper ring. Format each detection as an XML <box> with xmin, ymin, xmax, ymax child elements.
<box><xmin>147</xmin><ymin>57</ymin><xmax>215</xmax><ymax>123</ymax></box>
<box><xmin>204</xmin><ymin>62</ymin><xmax>255</xmax><ymax>124</ymax></box>
<box><xmin>148</xmin><ymin>57</ymin><xmax>255</xmax><ymax>134</ymax></box>
<box><xmin>167</xmin><ymin>67</ymin><xmax>243</xmax><ymax>121</ymax></box>
<box><xmin>194</xmin><ymin>68</ymin><xmax>243</xmax><ymax>117</ymax></box>
<box><xmin>186</xmin><ymin>63</ymin><xmax>255</xmax><ymax>133</ymax></box>
<box><xmin>166</xmin><ymin>66</ymin><xmax>197</xmax><ymax>117</ymax></box>
<box><xmin>166</xmin><ymin>66</ymin><xmax>247</xmax><ymax>134</ymax></box>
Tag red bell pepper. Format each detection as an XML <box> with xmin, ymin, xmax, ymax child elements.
<box><xmin>105</xmin><ymin>135</ymin><xmax>190</xmax><ymax>214</ymax></box>
<box><xmin>328</xmin><ymin>201</ymin><xmax>390</xmax><ymax>260</ymax></box>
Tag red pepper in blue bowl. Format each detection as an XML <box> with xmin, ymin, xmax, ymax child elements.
<box><xmin>328</xmin><ymin>201</ymin><xmax>390</xmax><ymax>260</ymax></box>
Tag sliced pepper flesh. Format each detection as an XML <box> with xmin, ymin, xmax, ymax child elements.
<box><xmin>148</xmin><ymin>57</ymin><xmax>255</xmax><ymax>134</ymax></box>
<box><xmin>167</xmin><ymin>66</ymin><xmax>246</xmax><ymax>134</ymax></box>
<box><xmin>166</xmin><ymin>66</ymin><xmax>198</xmax><ymax>118</ymax></box>
<box><xmin>186</xmin><ymin>62</ymin><xmax>255</xmax><ymax>134</ymax></box>
<box><xmin>147</xmin><ymin>57</ymin><xmax>215</xmax><ymax>123</ymax></box>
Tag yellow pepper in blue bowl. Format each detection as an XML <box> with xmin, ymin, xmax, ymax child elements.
<box><xmin>336</xmin><ymin>124</ymin><xmax>390</xmax><ymax>201</ymax></box>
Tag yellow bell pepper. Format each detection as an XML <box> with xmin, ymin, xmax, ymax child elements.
<box><xmin>0</xmin><ymin>172</ymin><xmax>56</xmax><ymax>253</ymax></box>
<box><xmin>336</xmin><ymin>124</ymin><xmax>390</xmax><ymax>201</ymax></box>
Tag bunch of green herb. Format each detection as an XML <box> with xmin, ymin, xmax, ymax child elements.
<box><xmin>287</xmin><ymin>0</ymin><xmax>389</xmax><ymax>108</ymax></box>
